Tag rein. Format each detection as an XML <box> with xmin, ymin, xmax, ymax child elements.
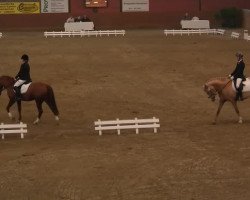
<box><xmin>217</xmin><ymin>79</ymin><xmax>232</xmax><ymax>94</ymax></box>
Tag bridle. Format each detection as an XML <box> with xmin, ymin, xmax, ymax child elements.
<box><xmin>205</xmin><ymin>78</ymin><xmax>232</xmax><ymax>101</ymax></box>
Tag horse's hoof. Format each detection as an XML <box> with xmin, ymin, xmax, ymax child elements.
<box><xmin>33</xmin><ymin>118</ymin><xmax>40</xmax><ymax>125</ymax></box>
<box><xmin>8</xmin><ymin>113</ymin><xmax>15</xmax><ymax>121</ymax></box>
<box><xmin>238</xmin><ymin>117</ymin><xmax>243</xmax><ymax>124</ymax></box>
<box><xmin>55</xmin><ymin>116</ymin><xmax>60</xmax><ymax>125</ymax></box>
<box><xmin>212</xmin><ymin>121</ymin><xmax>217</xmax><ymax>125</ymax></box>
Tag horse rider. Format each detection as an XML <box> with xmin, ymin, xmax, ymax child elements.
<box><xmin>14</xmin><ymin>54</ymin><xmax>32</xmax><ymax>100</ymax></box>
<box><xmin>229</xmin><ymin>52</ymin><xmax>245</xmax><ymax>101</ymax></box>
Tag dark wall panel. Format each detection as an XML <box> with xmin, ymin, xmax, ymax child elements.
<box><xmin>0</xmin><ymin>0</ymin><xmax>249</xmax><ymax>30</ymax></box>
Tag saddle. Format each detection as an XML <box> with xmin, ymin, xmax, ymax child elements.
<box><xmin>14</xmin><ymin>83</ymin><xmax>32</xmax><ymax>101</ymax></box>
<box><xmin>232</xmin><ymin>78</ymin><xmax>249</xmax><ymax>101</ymax></box>
<box><xmin>232</xmin><ymin>78</ymin><xmax>250</xmax><ymax>93</ymax></box>
<box><xmin>20</xmin><ymin>83</ymin><xmax>32</xmax><ymax>94</ymax></box>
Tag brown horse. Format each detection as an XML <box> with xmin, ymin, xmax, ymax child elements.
<box><xmin>0</xmin><ymin>75</ymin><xmax>59</xmax><ymax>124</ymax></box>
<box><xmin>203</xmin><ymin>77</ymin><xmax>250</xmax><ymax>124</ymax></box>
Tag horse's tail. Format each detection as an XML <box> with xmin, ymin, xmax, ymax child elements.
<box><xmin>47</xmin><ymin>86</ymin><xmax>59</xmax><ymax>116</ymax></box>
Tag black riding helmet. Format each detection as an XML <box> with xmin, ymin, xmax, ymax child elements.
<box><xmin>236</xmin><ymin>52</ymin><xmax>243</xmax><ymax>59</ymax></box>
<box><xmin>21</xmin><ymin>54</ymin><xmax>29</xmax><ymax>61</ymax></box>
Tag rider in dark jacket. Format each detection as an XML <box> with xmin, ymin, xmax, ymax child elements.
<box><xmin>14</xmin><ymin>54</ymin><xmax>32</xmax><ymax>100</ymax></box>
<box><xmin>229</xmin><ymin>52</ymin><xmax>245</xmax><ymax>101</ymax></box>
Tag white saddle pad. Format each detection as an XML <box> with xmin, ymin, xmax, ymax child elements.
<box><xmin>20</xmin><ymin>83</ymin><xmax>32</xmax><ymax>94</ymax></box>
<box><xmin>232</xmin><ymin>78</ymin><xmax>250</xmax><ymax>92</ymax></box>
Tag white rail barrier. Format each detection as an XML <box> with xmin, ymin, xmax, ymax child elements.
<box><xmin>217</xmin><ymin>29</ymin><xmax>226</xmax><ymax>35</ymax></box>
<box><xmin>44</xmin><ymin>30</ymin><xmax>126</xmax><ymax>38</ymax></box>
<box><xmin>84</xmin><ymin>30</ymin><xmax>126</xmax><ymax>37</ymax></box>
<box><xmin>244</xmin><ymin>30</ymin><xmax>250</xmax><ymax>41</ymax></box>
<box><xmin>164</xmin><ymin>29</ymin><xmax>217</xmax><ymax>36</ymax></box>
<box><xmin>0</xmin><ymin>122</ymin><xmax>27</xmax><ymax>139</ymax></box>
<box><xmin>0</xmin><ymin>32</ymin><xmax>2</xmax><ymax>38</ymax></box>
<box><xmin>44</xmin><ymin>31</ymin><xmax>82</xmax><ymax>37</ymax></box>
<box><xmin>94</xmin><ymin>117</ymin><xmax>160</xmax><ymax>136</ymax></box>
<box><xmin>231</xmin><ymin>32</ymin><xmax>240</xmax><ymax>39</ymax></box>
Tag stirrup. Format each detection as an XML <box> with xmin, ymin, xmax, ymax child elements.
<box><xmin>15</xmin><ymin>96</ymin><xmax>22</xmax><ymax>101</ymax></box>
<box><xmin>235</xmin><ymin>93</ymin><xmax>243</xmax><ymax>101</ymax></box>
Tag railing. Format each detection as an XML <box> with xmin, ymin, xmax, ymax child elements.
<box><xmin>164</xmin><ymin>29</ymin><xmax>217</xmax><ymax>36</ymax></box>
<box><xmin>94</xmin><ymin>117</ymin><xmax>160</xmax><ymax>136</ymax></box>
<box><xmin>44</xmin><ymin>30</ymin><xmax>126</xmax><ymax>38</ymax></box>
<box><xmin>231</xmin><ymin>32</ymin><xmax>240</xmax><ymax>39</ymax></box>
<box><xmin>0</xmin><ymin>122</ymin><xmax>27</xmax><ymax>139</ymax></box>
<box><xmin>217</xmin><ymin>29</ymin><xmax>226</xmax><ymax>35</ymax></box>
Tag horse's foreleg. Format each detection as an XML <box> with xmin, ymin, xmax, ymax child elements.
<box><xmin>17</xmin><ymin>101</ymin><xmax>22</xmax><ymax>122</ymax></box>
<box><xmin>6</xmin><ymin>99</ymin><xmax>16</xmax><ymax>121</ymax></box>
<box><xmin>34</xmin><ymin>100</ymin><xmax>43</xmax><ymax>124</ymax></box>
<box><xmin>231</xmin><ymin>101</ymin><xmax>243</xmax><ymax>123</ymax></box>
<box><xmin>213</xmin><ymin>100</ymin><xmax>225</xmax><ymax>124</ymax></box>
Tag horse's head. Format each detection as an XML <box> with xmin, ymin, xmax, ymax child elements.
<box><xmin>0</xmin><ymin>84</ymin><xmax>3</xmax><ymax>96</ymax></box>
<box><xmin>203</xmin><ymin>83</ymin><xmax>217</xmax><ymax>102</ymax></box>
<box><xmin>0</xmin><ymin>77</ymin><xmax>4</xmax><ymax>96</ymax></box>
<box><xmin>0</xmin><ymin>76</ymin><xmax>15</xmax><ymax>96</ymax></box>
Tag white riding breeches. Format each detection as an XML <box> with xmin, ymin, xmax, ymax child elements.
<box><xmin>236</xmin><ymin>78</ymin><xmax>242</xmax><ymax>89</ymax></box>
<box><xmin>14</xmin><ymin>80</ymin><xmax>25</xmax><ymax>87</ymax></box>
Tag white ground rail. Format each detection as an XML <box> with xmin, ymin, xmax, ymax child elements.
<box><xmin>0</xmin><ymin>32</ymin><xmax>2</xmax><ymax>38</ymax></box>
<box><xmin>164</xmin><ymin>29</ymin><xmax>217</xmax><ymax>36</ymax></box>
<box><xmin>94</xmin><ymin>117</ymin><xmax>160</xmax><ymax>136</ymax></box>
<box><xmin>231</xmin><ymin>32</ymin><xmax>240</xmax><ymax>39</ymax></box>
<box><xmin>0</xmin><ymin>122</ymin><xmax>27</xmax><ymax>139</ymax></box>
<box><xmin>44</xmin><ymin>30</ymin><xmax>126</xmax><ymax>38</ymax></box>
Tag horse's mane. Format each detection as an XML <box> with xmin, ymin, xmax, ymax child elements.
<box><xmin>206</xmin><ymin>77</ymin><xmax>229</xmax><ymax>84</ymax></box>
<box><xmin>0</xmin><ymin>75</ymin><xmax>15</xmax><ymax>85</ymax></box>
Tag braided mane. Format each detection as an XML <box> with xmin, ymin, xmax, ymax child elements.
<box><xmin>206</xmin><ymin>77</ymin><xmax>229</xmax><ymax>84</ymax></box>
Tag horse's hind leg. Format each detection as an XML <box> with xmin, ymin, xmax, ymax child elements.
<box><xmin>34</xmin><ymin>99</ymin><xmax>43</xmax><ymax>124</ymax></box>
<box><xmin>6</xmin><ymin>99</ymin><xmax>16</xmax><ymax>121</ymax></box>
<box><xmin>44</xmin><ymin>99</ymin><xmax>59</xmax><ymax>124</ymax></box>
<box><xmin>231</xmin><ymin>101</ymin><xmax>243</xmax><ymax>124</ymax></box>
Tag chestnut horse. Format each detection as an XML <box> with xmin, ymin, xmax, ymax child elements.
<box><xmin>203</xmin><ymin>77</ymin><xmax>250</xmax><ymax>124</ymax></box>
<box><xmin>0</xmin><ymin>75</ymin><xmax>59</xmax><ymax>124</ymax></box>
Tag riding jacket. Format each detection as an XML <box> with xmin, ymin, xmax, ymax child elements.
<box><xmin>231</xmin><ymin>59</ymin><xmax>245</xmax><ymax>80</ymax></box>
<box><xmin>15</xmin><ymin>62</ymin><xmax>32</xmax><ymax>83</ymax></box>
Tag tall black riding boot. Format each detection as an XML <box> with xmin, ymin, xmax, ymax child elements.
<box><xmin>238</xmin><ymin>90</ymin><xmax>243</xmax><ymax>101</ymax></box>
<box><xmin>236</xmin><ymin>84</ymin><xmax>243</xmax><ymax>101</ymax></box>
<box><xmin>14</xmin><ymin>87</ymin><xmax>21</xmax><ymax>101</ymax></box>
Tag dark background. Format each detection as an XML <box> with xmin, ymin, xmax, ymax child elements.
<box><xmin>0</xmin><ymin>0</ymin><xmax>250</xmax><ymax>30</ymax></box>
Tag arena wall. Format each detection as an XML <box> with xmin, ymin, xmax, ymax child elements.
<box><xmin>0</xmin><ymin>0</ymin><xmax>249</xmax><ymax>30</ymax></box>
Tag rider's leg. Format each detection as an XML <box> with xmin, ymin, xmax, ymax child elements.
<box><xmin>236</xmin><ymin>78</ymin><xmax>243</xmax><ymax>101</ymax></box>
<box><xmin>13</xmin><ymin>80</ymin><xmax>25</xmax><ymax>100</ymax></box>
